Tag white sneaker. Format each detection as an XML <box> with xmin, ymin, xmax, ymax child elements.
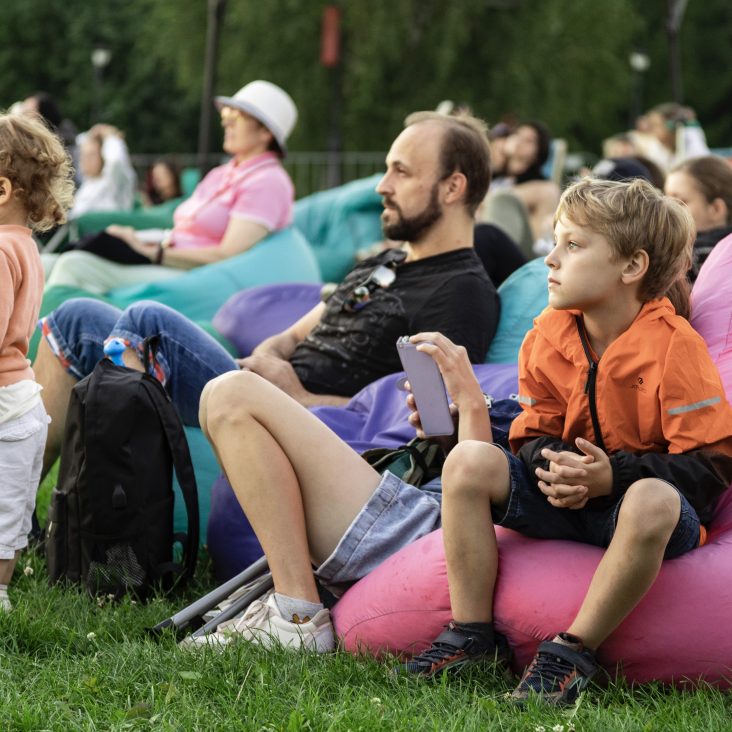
<box><xmin>180</xmin><ymin>591</ymin><xmax>335</xmax><ymax>652</ymax></box>
<box><xmin>0</xmin><ymin>593</ymin><xmax>11</xmax><ymax>612</ymax></box>
<box><xmin>201</xmin><ymin>576</ymin><xmax>267</xmax><ymax>623</ymax></box>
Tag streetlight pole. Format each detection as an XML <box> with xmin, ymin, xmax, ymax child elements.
<box><xmin>197</xmin><ymin>0</ymin><xmax>228</xmax><ymax>175</ymax></box>
<box><xmin>666</xmin><ymin>0</ymin><xmax>688</xmax><ymax>104</ymax></box>
<box><xmin>90</xmin><ymin>46</ymin><xmax>112</xmax><ymax>124</ymax></box>
<box><xmin>628</xmin><ymin>49</ymin><xmax>650</xmax><ymax>128</ymax></box>
<box><xmin>321</xmin><ymin>4</ymin><xmax>343</xmax><ymax>189</ymax></box>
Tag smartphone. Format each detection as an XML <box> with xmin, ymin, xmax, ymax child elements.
<box><xmin>396</xmin><ymin>336</ymin><xmax>454</xmax><ymax>437</ymax></box>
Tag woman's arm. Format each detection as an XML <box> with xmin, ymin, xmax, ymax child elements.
<box><xmin>108</xmin><ymin>216</ymin><xmax>270</xmax><ymax>270</ymax></box>
<box><xmin>160</xmin><ymin>217</ymin><xmax>270</xmax><ymax>270</ymax></box>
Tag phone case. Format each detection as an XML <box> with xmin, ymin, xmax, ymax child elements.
<box><xmin>396</xmin><ymin>338</ymin><xmax>454</xmax><ymax>437</ymax></box>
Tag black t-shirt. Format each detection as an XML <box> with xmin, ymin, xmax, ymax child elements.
<box><xmin>289</xmin><ymin>247</ymin><xmax>499</xmax><ymax>397</ymax></box>
<box><xmin>473</xmin><ymin>223</ymin><xmax>527</xmax><ymax>287</ymax></box>
<box><xmin>689</xmin><ymin>226</ymin><xmax>732</xmax><ymax>283</ymax></box>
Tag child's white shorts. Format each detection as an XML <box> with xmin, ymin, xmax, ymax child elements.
<box><xmin>0</xmin><ymin>402</ymin><xmax>49</xmax><ymax>559</ymax></box>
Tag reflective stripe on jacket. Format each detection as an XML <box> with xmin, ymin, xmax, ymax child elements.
<box><xmin>509</xmin><ymin>298</ymin><xmax>732</xmax><ymax>521</ymax></box>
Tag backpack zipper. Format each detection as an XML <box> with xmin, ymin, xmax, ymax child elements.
<box><xmin>574</xmin><ymin>316</ymin><xmax>607</xmax><ymax>453</ymax></box>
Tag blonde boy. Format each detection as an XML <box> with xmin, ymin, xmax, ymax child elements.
<box><xmin>0</xmin><ymin>113</ymin><xmax>73</xmax><ymax>609</ymax></box>
<box><xmin>401</xmin><ymin>178</ymin><xmax>732</xmax><ymax>704</ymax></box>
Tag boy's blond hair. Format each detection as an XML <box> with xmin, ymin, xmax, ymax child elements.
<box><xmin>555</xmin><ymin>178</ymin><xmax>694</xmax><ymax>312</ymax></box>
<box><xmin>0</xmin><ymin>112</ymin><xmax>75</xmax><ymax>232</ymax></box>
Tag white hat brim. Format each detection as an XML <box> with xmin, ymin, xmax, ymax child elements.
<box><xmin>214</xmin><ymin>96</ymin><xmax>288</xmax><ymax>154</ymax></box>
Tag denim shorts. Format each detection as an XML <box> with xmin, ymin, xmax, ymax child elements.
<box><xmin>314</xmin><ymin>445</ymin><xmax>701</xmax><ymax>595</ymax></box>
<box><xmin>492</xmin><ymin>445</ymin><xmax>701</xmax><ymax>560</ymax></box>
<box><xmin>40</xmin><ymin>298</ymin><xmax>238</xmax><ymax>426</ymax></box>
<box><xmin>315</xmin><ymin>470</ymin><xmax>443</xmax><ymax>596</ymax></box>
<box><xmin>0</xmin><ymin>402</ymin><xmax>49</xmax><ymax>559</ymax></box>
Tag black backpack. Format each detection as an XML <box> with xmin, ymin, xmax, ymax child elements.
<box><xmin>45</xmin><ymin>344</ymin><xmax>199</xmax><ymax>599</ymax></box>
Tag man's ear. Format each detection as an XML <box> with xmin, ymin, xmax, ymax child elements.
<box><xmin>0</xmin><ymin>176</ymin><xmax>14</xmax><ymax>206</ymax></box>
<box><xmin>622</xmin><ymin>249</ymin><xmax>649</xmax><ymax>284</ymax></box>
<box><xmin>443</xmin><ymin>171</ymin><xmax>467</xmax><ymax>205</ymax></box>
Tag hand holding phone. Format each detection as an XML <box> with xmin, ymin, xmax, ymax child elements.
<box><xmin>397</xmin><ymin>336</ymin><xmax>455</xmax><ymax>437</ymax></box>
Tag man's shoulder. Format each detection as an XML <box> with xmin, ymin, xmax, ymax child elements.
<box><xmin>401</xmin><ymin>248</ymin><xmax>491</xmax><ymax>282</ymax></box>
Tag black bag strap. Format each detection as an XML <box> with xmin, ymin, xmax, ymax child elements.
<box><xmin>143</xmin><ymin>376</ymin><xmax>200</xmax><ymax>582</ymax></box>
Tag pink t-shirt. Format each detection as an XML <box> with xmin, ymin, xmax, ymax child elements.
<box><xmin>0</xmin><ymin>225</ymin><xmax>44</xmax><ymax>386</ymax></box>
<box><xmin>171</xmin><ymin>152</ymin><xmax>294</xmax><ymax>249</ymax></box>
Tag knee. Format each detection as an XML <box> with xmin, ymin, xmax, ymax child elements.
<box><xmin>47</xmin><ymin>250</ymin><xmax>86</xmax><ymax>280</ymax></box>
<box><xmin>617</xmin><ymin>479</ymin><xmax>681</xmax><ymax>542</ymax></box>
<box><xmin>199</xmin><ymin>370</ymin><xmax>263</xmax><ymax>436</ymax></box>
<box><xmin>442</xmin><ymin>441</ymin><xmax>507</xmax><ymax>502</ymax></box>
<box><xmin>123</xmin><ymin>300</ymin><xmax>178</xmax><ymax>333</ymax></box>
<box><xmin>52</xmin><ymin>297</ymin><xmax>119</xmax><ymax>333</ymax></box>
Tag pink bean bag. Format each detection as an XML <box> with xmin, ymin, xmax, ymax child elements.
<box><xmin>333</xmin><ymin>239</ymin><xmax>732</xmax><ymax>687</ymax></box>
<box><xmin>333</xmin><ymin>486</ymin><xmax>732</xmax><ymax>686</ymax></box>
<box><xmin>691</xmin><ymin>233</ymin><xmax>732</xmax><ymax>400</ymax></box>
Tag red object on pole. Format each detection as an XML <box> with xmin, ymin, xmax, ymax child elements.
<box><xmin>320</xmin><ymin>5</ymin><xmax>341</xmax><ymax>68</ymax></box>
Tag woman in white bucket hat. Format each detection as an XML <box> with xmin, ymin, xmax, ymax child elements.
<box><xmin>42</xmin><ymin>80</ymin><xmax>298</xmax><ymax>293</ymax></box>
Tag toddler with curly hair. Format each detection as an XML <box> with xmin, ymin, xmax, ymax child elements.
<box><xmin>0</xmin><ymin>112</ymin><xmax>74</xmax><ymax>609</ymax></box>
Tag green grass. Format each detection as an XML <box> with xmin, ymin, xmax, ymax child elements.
<box><xmin>9</xmin><ymin>469</ymin><xmax>728</xmax><ymax>730</ymax></box>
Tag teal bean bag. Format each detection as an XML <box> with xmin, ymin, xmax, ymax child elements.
<box><xmin>105</xmin><ymin>227</ymin><xmax>321</xmax><ymax>321</ymax></box>
<box><xmin>73</xmin><ymin>197</ymin><xmax>185</xmax><ymax>237</ymax></box>
<box><xmin>173</xmin><ymin>427</ymin><xmax>220</xmax><ymax>542</ymax></box>
<box><xmin>486</xmin><ymin>258</ymin><xmax>549</xmax><ymax>364</ymax></box>
<box><xmin>294</xmin><ymin>174</ymin><xmax>383</xmax><ymax>282</ymax></box>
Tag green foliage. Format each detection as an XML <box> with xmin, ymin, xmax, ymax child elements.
<box><xmin>0</xmin><ymin>0</ymin><xmax>730</xmax><ymax>157</ymax></box>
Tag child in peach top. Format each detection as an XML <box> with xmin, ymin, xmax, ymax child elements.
<box><xmin>0</xmin><ymin>112</ymin><xmax>73</xmax><ymax>609</ymax></box>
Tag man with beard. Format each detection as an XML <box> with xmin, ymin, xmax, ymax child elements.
<box><xmin>33</xmin><ymin>111</ymin><xmax>498</xmax><ymax>484</ymax></box>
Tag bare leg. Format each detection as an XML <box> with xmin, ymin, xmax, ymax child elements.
<box><xmin>200</xmin><ymin>371</ymin><xmax>382</xmax><ymax>603</ymax></box>
<box><xmin>440</xmin><ymin>441</ymin><xmax>511</xmax><ymax>623</ymax></box>
<box><xmin>34</xmin><ymin>338</ymin><xmax>77</xmax><ymax>479</ymax></box>
<box><xmin>567</xmin><ymin>479</ymin><xmax>680</xmax><ymax>649</ymax></box>
<box><xmin>0</xmin><ymin>551</ymin><xmax>20</xmax><ymax>584</ymax></box>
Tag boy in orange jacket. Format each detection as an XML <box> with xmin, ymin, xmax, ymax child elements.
<box><xmin>400</xmin><ymin>178</ymin><xmax>732</xmax><ymax>705</ymax></box>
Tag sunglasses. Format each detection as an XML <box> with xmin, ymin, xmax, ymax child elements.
<box><xmin>343</xmin><ymin>264</ymin><xmax>397</xmax><ymax>313</ymax></box>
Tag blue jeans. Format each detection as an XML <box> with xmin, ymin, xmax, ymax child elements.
<box><xmin>41</xmin><ymin>298</ymin><xmax>238</xmax><ymax>426</ymax></box>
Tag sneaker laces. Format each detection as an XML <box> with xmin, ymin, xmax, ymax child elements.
<box><xmin>409</xmin><ymin>623</ymin><xmax>481</xmax><ymax>666</ymax></box>
<box><xmin>522</xmin><ymin>651</ymin><xmax>575</xmax><ymax>693</ymax></box>
<box><xmin>217</xmin><ymin>592</ymin><xmax>273</xmax><ymax>634</ymax></box>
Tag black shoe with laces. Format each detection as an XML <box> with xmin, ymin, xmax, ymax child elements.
<box><xmin>395</xmin><ymin>621</ymin><xmax>511</xmax><ymax>678</ymax></box>
<box><xmin>511</xmin><ymin>632</ymin><xmax>598</xmax><ymax>706</ymax></box>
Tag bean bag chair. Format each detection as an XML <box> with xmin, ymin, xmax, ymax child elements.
<box><xmin>294</xmin><ymin>174</ymin><xmax>383</xmax><ymax>282</ymax></box>
<box><xmin>206</xmin><ymin>363</ymin><xmax>519</xmax><ymax>581</ymax></box>
<box><xmin>72</xmin><ymin>196</ymin><xmax>185</xmax><ymax>238</ymax></box>
<box><xmin>331</xmin><ymin>487</ymin><xmax>732</xmax><ymax>687</ymax></box>
<box><xmin>212</xmin><ymin>282</ymin><xmax>322</xmax><ymax>357</ymax></box>
<box><xmin>107</xmin><ymin>227</ymin><xmax>321</xmax><ymax>321</ymax></box>
<box><xmin>485</xmin><ymin>257</ymin><xmax>548</xmax><ymax>364</ymax></box>
<box><xmin>691</xmin><ymin>233</ymin><xmax>732</xmax><ymax>400</ymax></box>
<box><xmin>171</xmin><ymin>427</ymin><xmax>220</xmax><ymax>541</ymax></box>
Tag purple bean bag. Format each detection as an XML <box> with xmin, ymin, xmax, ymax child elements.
<box><xmin>212</xmin><ymin>283</ymin><xmax>322</xmax><ymax>357</ymax></box>
<box><xmin>206</xmin><ymin>363</ymin><xmax>519</xmax><ymax>580</ymax></box>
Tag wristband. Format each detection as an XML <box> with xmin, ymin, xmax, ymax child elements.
<box><xmin>155</xmin><ymin>236</ymin><xmax>172</xmax><ymax>265</ymax></box>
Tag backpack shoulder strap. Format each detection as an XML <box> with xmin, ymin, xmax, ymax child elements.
<box><xmin>142</xmin><ymin>377</ymin><xmax>200</xmax><ymax>580</ymax></box>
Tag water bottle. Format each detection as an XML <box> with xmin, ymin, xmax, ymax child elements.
<box><xmin>103</xmin><ymin>338</ymin><xmax>126</xmax><ymax>366</ymax></box>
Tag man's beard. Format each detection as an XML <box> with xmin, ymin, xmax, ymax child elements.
<box><xmin>381</xmin><ymin>184</ymin><xmax>442</xmax><ymax>243</ymax></box>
